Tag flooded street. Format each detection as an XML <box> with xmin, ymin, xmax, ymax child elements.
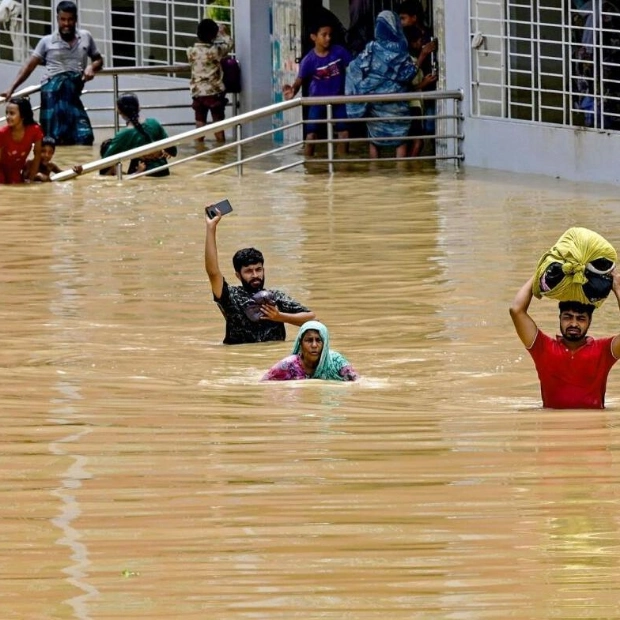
<box><xmin>3</xmin><ymin>151</ymin><xmax>620</xmax><ymax>619</ymax></box>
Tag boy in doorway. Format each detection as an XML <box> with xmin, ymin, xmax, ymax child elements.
<box><xmin>187</xmin><ymin>18</ymin><xmax>232</xmax><ymax>143</ymax></box>
<box><xmin>283</xmin><ymin>21</ymin><xmax>352</xmax><ymax>157</ymax></box>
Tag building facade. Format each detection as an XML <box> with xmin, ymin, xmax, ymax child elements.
<box><xmin>1</xmin><ymin>0</ymin><xmax>619</xmax><ymax>184</ymax></box>
<box><xmin>450</xmin><ymin>0</ymin><xmax>620</xmax><ymax>184</ymax></box>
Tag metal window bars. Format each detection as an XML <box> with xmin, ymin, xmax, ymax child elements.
<box><xmin>470</xmin><ymin>0</ymin><xmax>620</xmax><ymax>131</ymax></box>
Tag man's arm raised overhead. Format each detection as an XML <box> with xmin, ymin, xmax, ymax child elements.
<box><xmin>509</xmin><ymin>275</ymin><xmax>539</xmax><ymax>349</ymax></box>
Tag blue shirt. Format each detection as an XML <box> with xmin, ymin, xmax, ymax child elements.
<box><xmin>298</xmin><ymin>45</ymin><xmax>352</xmax><ymax>98</ymax></box>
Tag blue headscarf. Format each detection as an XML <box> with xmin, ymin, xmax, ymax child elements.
<box><xmin>345</xmin><ymin>11</ymin><xmax>416</xmax><ymax>104</ymax></box>
<box><xmin>292</xmin><ymin>321</ymin><xmax>353</xmax><ymax>381</ymax></box>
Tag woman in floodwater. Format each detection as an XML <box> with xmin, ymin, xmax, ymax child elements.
<box><xmin>261</xmin><ymin>320</ymin><xmax>359</xmax><ymax>382</ymax></box>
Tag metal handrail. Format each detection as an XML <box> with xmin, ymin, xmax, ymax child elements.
<box><xmin>99</xmin><ymin>63</ymin><xmax>190</xmax><ymax>76</ymax></box>
<box><xmin>1</xmin><ymin>64</ymin><xmax>463</xmax><ymax>179</ymax></box>
<box><xmin>51</xmin><ymin>99</ymin><xmax>301</xmax><ymax>181</ymax></box>
<box><xmin>0</xmin><ymin>84</ymin><xmax>41</xmax><ymax>104</ymax></box>
<box><xmin>1</xmin><ymin>62</ymin><xmax>463</xmax><ymax>180</ymax></box>
<box><xmin>0</xmin><ymin>63</ymin><xmax>190</xmax><ymax>104</ymax></box>
<box><xmin>303</xmin><ymin>90</ymin><xmax>463</xmax><ymax>105</ymax></box>
<box><xmin>52</xmin><ymin>90</ymin><xmax>464</xmax><ymax>181</ymax></box>
<box><xmin>46</xmin><ymin>90</ymin><xmax>464</xmax><ymax>181</ymax></box>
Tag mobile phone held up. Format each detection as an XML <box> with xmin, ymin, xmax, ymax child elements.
<box><xmin>205</xmin><ymin>199</ymin><xmax>234</xmax><ymax>219</ymax></box>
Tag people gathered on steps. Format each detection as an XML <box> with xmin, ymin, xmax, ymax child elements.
<box><xmin>1</xmin><ymin>3</ymin><xmax>442</xmax><ymax>180</ymax></box>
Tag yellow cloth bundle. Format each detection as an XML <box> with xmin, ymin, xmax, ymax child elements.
<box><xmin>533</xmin><ymin>227</ymin><xmax>616</xmax><ymax>308</ymax></box>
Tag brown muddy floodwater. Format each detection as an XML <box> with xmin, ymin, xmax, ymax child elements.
<box><xmin>3</xmin><ymin>146</ymin><xmax>620</xmax><ymax>619</ymax></box>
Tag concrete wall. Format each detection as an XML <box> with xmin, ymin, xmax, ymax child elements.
<box><xmin>445</xmin><ymin>0</ymin><xmax>620</xmax><ymax>186</ymax></box>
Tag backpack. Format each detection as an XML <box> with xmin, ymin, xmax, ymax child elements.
<box><xmin>220</xmin><ymin>55</ymin><xmax>242</xmax><ymax>94</ymax></box>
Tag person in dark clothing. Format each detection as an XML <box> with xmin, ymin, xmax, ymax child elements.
<box><xmin>204</xmin><ymin>206</ymin><xmax>315</xmax><ymax>345</ymax></box>
<box><xmin>348</xmin><ymin>0</ymin><xmax>395</xmax><ymax>56</ymax></box>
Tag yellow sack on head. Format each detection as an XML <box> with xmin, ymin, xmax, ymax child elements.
<box><xmin>533</xmin><ymin>227</ymin><xmax>616</xmax><ymax>308</ymax></box>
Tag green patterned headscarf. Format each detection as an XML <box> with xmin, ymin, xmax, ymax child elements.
<box><xmin>292</xmin><ymin>321</ymin><xmax>351</xmax><ymax>381</ymax></box>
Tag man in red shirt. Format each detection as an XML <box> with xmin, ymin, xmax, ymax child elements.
<box><xmin>510</xmin><ymin>273</ymin><xmax>620</xmax><ymax>408</ymax></box>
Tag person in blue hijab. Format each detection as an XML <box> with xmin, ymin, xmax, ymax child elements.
<box><xmin>345</xmin><ymin>10</ymin><xmax>417</xmax><ymax>158</ymax></box>
<box><xmin>261</xmin><ymin>321</ymin><xmax>359</xmax><ymax>382</ymax></box>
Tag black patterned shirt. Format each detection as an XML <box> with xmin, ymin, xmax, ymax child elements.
<box><xmin>214</xmin><ymin>279</ymin><xmax>310</xmax><ymax>345</ymax></box>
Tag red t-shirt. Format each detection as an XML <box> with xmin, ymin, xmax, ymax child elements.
<box><xmin>0</xmin><ymin>123</ymin><xmax>44</xmax><ymax>184</ymax></box>
<box><xmin>528</xmin><ymin>330</ymin><xmax>617</xmax><ymax>409</ymax></box>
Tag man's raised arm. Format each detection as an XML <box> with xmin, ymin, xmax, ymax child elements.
<box><xmin>204</xmin><ymin>211</ymin><xmax>224</xmax><ymax>299</ymax></box>
<box><xmin>509</xmin><ymin>275</ymin><xmax>538</xmax><ymax>348</ymax></box>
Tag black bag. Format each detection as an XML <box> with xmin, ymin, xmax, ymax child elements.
<box><xmin>220</xmin><ymin>55</ymin><xmax>242</xmax><ymax>94</ymax></box>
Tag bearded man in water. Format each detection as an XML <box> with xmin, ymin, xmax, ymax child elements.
<box><xmin>204</xmin><ymin>207</ymin><xmax>315</xmax><ymax>345</ymax></box>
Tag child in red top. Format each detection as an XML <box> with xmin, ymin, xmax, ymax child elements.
<box><xmin>0</xmin><ymin>96</ymin><xmax>43</xmax><ymax>184</ymax></box>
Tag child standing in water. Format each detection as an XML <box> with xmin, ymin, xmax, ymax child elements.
<box><xmin>0</xmin><ymin>96</ymin><xmax>43</xmax><ymax>184</ymax></box>
<box><xmin>187</xmin><ymin>19</ymin><xmax>233</xmax><ymax>143</ymax></box>
<box><xmin>23</xmin><ymin>136</ymin><xmax>61</xmax><ymax>181</ymax></box>
<box><xmin>22</xmin><ymin>135</ymin><xmax>82</xmax><ymax>182</ymax></box>
<box><xmin>283</xmin><ymin>22</ymin><xmax>352</xmax><ymax>157</ymax></box>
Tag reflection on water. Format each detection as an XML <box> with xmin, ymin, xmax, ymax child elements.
<box><xmin>3</xmin><ymin>151</ymin><xmax>620</xmax><ymax>618</ymax></box>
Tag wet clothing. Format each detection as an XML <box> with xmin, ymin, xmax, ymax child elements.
<box><xmin>40</xmin><ymin>72</ymin><xmax>94</xmax><ymax>145</ymax></box>
<box><xmin>0</xmin><ymin>123</ymin><xmax>44</xmax><ymax>184</ymax></box>
<box><xmin>306</xmin><ymin>102</ymin><xmax>348</xmax><ymax>134</ymax></box>
<box><xmin>192</xmin><ymin>94</ymin><xmax>227</xmax><ymax>124</ymax></box>
<box><xmin>214</xmin><ymin>279</ymin><xmax>310</xmax><ymax>345</ymax></box>
<box><xmin>262</xmin><ymin>353</ymin><xmax>358</xmax><ymax>381</ymax></box>
<box><xmin>527</xmin><ymin>330</ymin><xmax>617</xmax><ymax>408</ymax></box>
<box><xmin>262</xmin><ymin>320</ymin><xmax>359</xmax><ymax>381</ymax></box>
<box><xmin>33</xmin><ymin>29</ymin><xmax>101</xmax><ymax>145</ymax></box>
<box><xmin>345</xmin><ymin>11</ymin><xmax>416</xmax><ymax>147</ymax></box>
<box><xmin>100</xmin><ymin>118</ymin><xmax>177</xmax><ymax>177</ymax></box>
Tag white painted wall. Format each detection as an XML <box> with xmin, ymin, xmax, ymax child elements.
<box><xmin>446</xmin><ymin>1</ymin><xmax>620</xmax><ymax>186</ymax></box>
